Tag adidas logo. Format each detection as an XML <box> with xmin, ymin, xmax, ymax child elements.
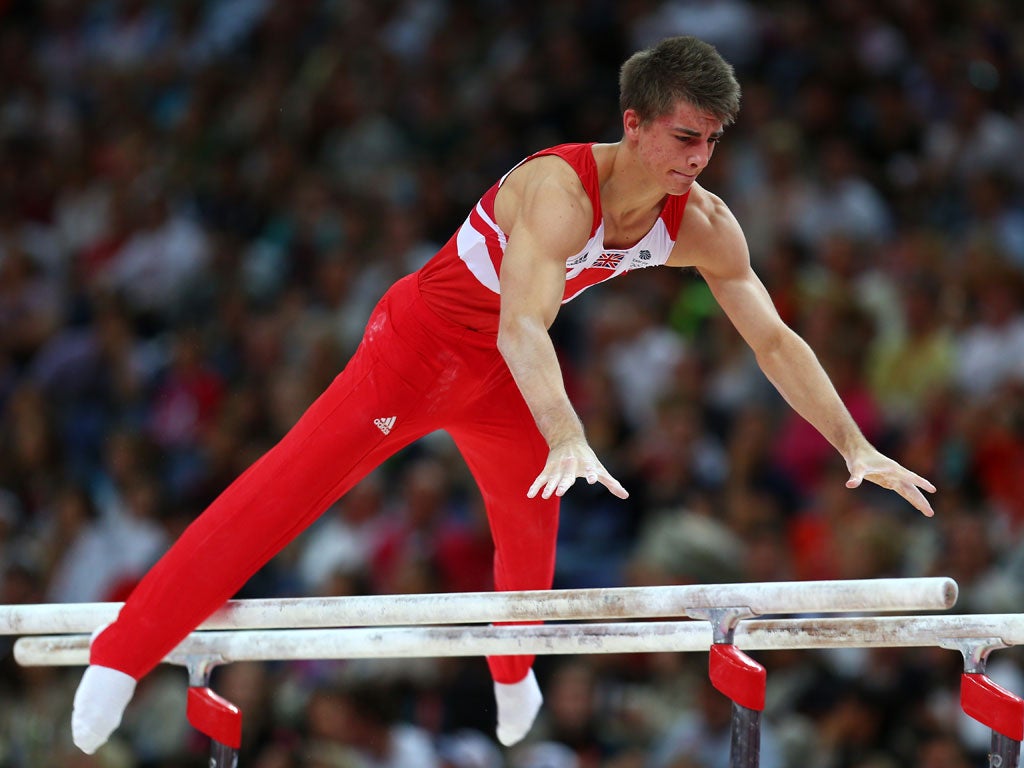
<box><xmin>374</xmin><ymin>416</ymin><xmax>396</xmax><ymax>435</ymax></box>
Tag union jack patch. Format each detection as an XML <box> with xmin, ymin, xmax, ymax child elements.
<box><xmin>593</xmin><ymin>252</ymin><xmax>624</xmax><ymax>269</ymax></box>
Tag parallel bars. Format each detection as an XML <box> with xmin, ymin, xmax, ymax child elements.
<box><xmin>13</xmin><ymin>577</ymin><xmax>1024</xmax><ymax>768</ymax></box>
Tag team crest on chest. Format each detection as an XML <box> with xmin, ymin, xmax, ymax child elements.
<box><xmin>630</xmin><ymin>249</ymin><xmax>657</xmax><ymax>269</ymax></box>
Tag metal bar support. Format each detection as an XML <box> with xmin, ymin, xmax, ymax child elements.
<box><xmin>185</xmin><ymin>657</ymin><xmax>241</xmax><ymax>768</ymax></box>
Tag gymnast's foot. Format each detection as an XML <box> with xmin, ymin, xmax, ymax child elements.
<box><xmin>72</xmin><ymin>665</ymin><xmax>137</xmax><ymax>753</ymax></box>
<box><xmin>494</xmin><ymin>668</ymin><xmax>543</xmax><ymax>746</ymax></box>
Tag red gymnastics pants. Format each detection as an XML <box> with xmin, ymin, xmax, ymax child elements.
<box><xmin>90</xmin><ymin>273</ymin><xmax>559</xmax><ymax>685</ymax></box>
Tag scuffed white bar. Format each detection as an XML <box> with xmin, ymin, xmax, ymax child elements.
<box><xmin>16</xmin><ymin>612</ymin><xmax>1024</xmax><ymax>669</ymax></box>
<box><xmin>14</xmin><ymin>622</ymin><xmax>710</xmax><ymax>666</ymax></box>
<box><xmin>0</xmin><ymin>577</ymin><xmax>957</xmax><ymax>635</ymax></box>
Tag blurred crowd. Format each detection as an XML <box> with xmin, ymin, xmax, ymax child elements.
<box><xmin>1</xmin><ymin>0</ymin><xmax>1024</xmax><ymax>766</ymax></box>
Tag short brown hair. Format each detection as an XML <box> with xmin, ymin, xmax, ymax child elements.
<box><xmin>619</xmin><ymin>36</ymin><xmax>741</xmax><ymax>126</ymax></box>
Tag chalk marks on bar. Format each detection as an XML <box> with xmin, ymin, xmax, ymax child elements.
<box><xmin>15</xmin><ymin>612</ymin><xmax>1024</xmax><ymax>668</ymax></box>
<box><xmin>0</xmin><ymin>577</ymin><xmax>958</xmax><ymax>636</ymax></box>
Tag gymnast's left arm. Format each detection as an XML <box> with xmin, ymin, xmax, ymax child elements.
<box><xmin>678</xmin><ymin>189</ymin><xmax>936</xmax><ymax>517</ymax></box>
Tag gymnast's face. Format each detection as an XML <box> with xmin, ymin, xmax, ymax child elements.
<box><xmin>625</xmin><ymin>100</ymin><xmax>723</xmax><ymax>196</ymax></box>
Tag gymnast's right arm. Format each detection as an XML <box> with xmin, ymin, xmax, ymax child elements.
<box><xmin>493</xmin><ymin>158</ymin><xmax>629</xmax><ymax>502</ymax></box>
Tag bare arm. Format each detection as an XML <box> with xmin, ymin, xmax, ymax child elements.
<box><xmin>680</xmin><ymin>188</ymin><xmax>935</xmax><ymax>516</ymax></box>
<box><xmin>495</xmin><ymin>159</ymin><xmax>628</xmax><ymax>500</ymax></box>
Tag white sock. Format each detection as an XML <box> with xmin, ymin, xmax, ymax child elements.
<box><xmin>72</xmin><ymin>665</ymin><xmax>137</xmax><ymax>754</ymax></box>
<box><xmin>494</xmin><ymin>668</ymin><xmax>542</xmax><ymax>746</ymax></box>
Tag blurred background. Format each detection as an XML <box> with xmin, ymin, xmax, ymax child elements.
<box><xmin>1</xmin><ymin>0</ymin><xmax>1024</xmax><ymax>766</ymax></box>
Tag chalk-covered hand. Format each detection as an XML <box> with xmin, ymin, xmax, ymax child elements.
<box><xmin>527</xmin><ymin>437</ymin><xmax>628</xmax><ymax>500</ymax></box>
<box><xmin>845</xmin><ymin>446</ymin><xmax>936</xmax><ymax>517</ymax></box>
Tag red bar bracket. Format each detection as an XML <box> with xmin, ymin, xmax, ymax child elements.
<box><xmin>961</xmin><ymin>673</ymin><xmax>1024</xmax><ymax>741</ymax></box>
<box><xmin>187</xmin><ymin>686</ymin><xmax>243</xmax><ymax>749</ymax></box>
<box><xmin>709</xmin><ymin>644</ymin><xmax>766</xmax><ymax>711</ymax></box>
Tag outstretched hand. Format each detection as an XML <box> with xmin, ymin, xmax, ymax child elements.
<box><xmin>845</xmin><ymin>448</ymin><xmax>936</xmax><ymax>517</ymax></box>
<box><xmin>527</xmin><ymin>438</ymin><xmax>629</xmax><ymax>500</ymax></box>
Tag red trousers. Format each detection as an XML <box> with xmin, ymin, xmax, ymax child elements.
<box><xmin>90</xmin><ymin>274</ymin><xmax>558</xmax><ymax>684</ymax></box>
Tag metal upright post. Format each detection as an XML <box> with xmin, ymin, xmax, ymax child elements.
<box><xmin>692</xmin><ymin>608</ymin><xmax>767</xmax><ymax>768</ymax></box>
<box><xmin>946</xmin><ymin>639</ymin><xmax>1023</xmax><ymax>768</ymax></box>
<box><xmin>184</xmin><ymin>657</ymin><xmax>242</xmax><ymax>768</ymax></box>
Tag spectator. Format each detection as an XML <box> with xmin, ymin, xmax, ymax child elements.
<box><xmin>297</xmin><ymin>472</ymin><xmax>386</xmax><ymax>595</ymax></box>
